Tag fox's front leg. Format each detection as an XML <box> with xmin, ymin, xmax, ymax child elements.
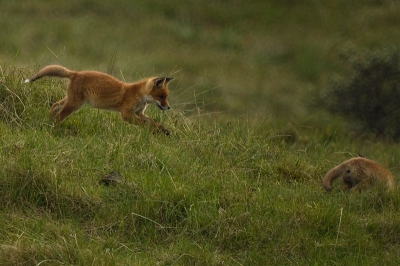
<box><xmin>138</xmin><ymin>113</ymin><xmax>171</xmax><ymax>135</ymax></box>
<box><xmin>121</xmin><ymin>110</ymin><xmax>170</xmax><ymax>135</ymax></box>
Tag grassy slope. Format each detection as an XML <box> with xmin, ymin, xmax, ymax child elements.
<box><xmin>2</xmin><ymin>67</ymin><xmax>400</xmax><ymax>265</ymax></box>
<box><xmin>1</xmin><ymin>1</ymin><xmax>400</xmax><ymax>265</ymax></box>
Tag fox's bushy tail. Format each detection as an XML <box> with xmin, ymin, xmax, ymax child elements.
<box><xmin>322</xmin><ymin>165</ymin><xmax>342</xmax><ymax>191</ymax></box>
<box><xmin>24</xmin><ymin>65</ymin><xmax>74</xmax><ymax>83</ymax></box>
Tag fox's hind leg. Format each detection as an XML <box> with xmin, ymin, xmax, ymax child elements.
<box><xmin>50</xmin><ymin>98</ymin><xmax>67</xmax><ymax>118</ymax></box>
<box><xmin>51</xmin><ymin>98</ymin><xmax>84</xmax><ymax>123</ymax></box>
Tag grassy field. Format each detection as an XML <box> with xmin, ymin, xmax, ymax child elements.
<box><xmin>2</xmin><ymin>0</ymin><xmax>400</xmax><ymax>265</ymax></box>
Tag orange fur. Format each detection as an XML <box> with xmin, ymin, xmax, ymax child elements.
<box><xmin>25</xmin><ymin>65</ymin><xmax>173</xmax><ymax>135</ymax></box>
<box><xmin>322</xmin><ymin>157</ymin><xmax>395</xmax><ymax>192</ymax></box>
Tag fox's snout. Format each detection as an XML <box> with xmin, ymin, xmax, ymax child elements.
<box><xmin>157</xmin><ymin>102</ymin><xmax>170</xmax><ymax>110</ymax></box>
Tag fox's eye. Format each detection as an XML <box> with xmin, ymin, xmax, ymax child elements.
<box><xmin>159</xmin><ymin>96</ymin><xmax>166</xmax><ymax>100</ymax></box>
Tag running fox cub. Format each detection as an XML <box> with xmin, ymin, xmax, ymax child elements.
<box><xmin>322</xmin><ymin>157</ymin><xmax>395</xmax><ymax>192</ymax></box>
<box><xmin>25</xmin><ymin>65</ymin><xmax>173</xmax><ymax>135</ymax></box>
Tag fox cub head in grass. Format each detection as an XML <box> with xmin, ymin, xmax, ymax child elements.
<box><xmin>322</xmin><ymin>157</ymin><xmax>395</xmax><ymax>192</ymax></box>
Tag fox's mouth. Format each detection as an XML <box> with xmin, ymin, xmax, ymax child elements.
<box><xmin>157</xmin><ymin>104</ymin><xmax>170</xmax><ymax>110</ymax></box>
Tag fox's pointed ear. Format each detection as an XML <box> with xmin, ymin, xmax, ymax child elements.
<box><xmin>155</xmin><ymin>77</ymin><xmax>174</xmax><ymax>88</ymax></box>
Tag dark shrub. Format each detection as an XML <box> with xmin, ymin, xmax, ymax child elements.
<box><xmin>321</xmin><ymin>47</ymin><xmax>400</xmax><ymax>139</ymax></box>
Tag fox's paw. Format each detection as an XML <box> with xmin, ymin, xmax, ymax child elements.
<box><xmin>151</xmin><ymin>126</ymin><xmax>171</xmax><ymax>136</ymax></box>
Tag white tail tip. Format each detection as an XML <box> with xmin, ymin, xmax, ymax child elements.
<box><xmin>24</xmin><ymin>79</ymin><xmax>30</xmax><ymax>83</ymax></box>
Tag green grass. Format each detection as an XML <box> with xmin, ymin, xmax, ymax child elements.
<box><xmin>2</xmin><ymin>1</ymin><xmax>400</xmax><ymax>265</ymax></box>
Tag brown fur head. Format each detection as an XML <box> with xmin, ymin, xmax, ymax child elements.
<box><xmin>147</xmin><ymin>77</ymin><xmax>173</xmax><ymax>110</ymax></box>
<box><xmin>322</xmin><ymin>157</ymin><xmax>395</xmax><ymax>192</ymax></box>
